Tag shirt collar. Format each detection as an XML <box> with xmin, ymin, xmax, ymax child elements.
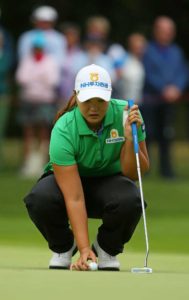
<box><xmin>75</xmin><ymin>101</ymin><xmax>114</xmax><ymax>135</ymax></box>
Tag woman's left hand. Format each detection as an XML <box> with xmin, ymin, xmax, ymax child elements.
<box><xmin>123</xmin><ymin>104</ymin><xmax>142</xmax><ymax>140</ymax></box>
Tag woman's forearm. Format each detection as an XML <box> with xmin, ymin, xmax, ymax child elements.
<box><xmin>65</xmin><ymin>197</ymin><xmax>90</xmax><ymax>253</ymax></box>
<box><xmin>53</xmin><ymin>164</ymin><xmax>91</xmax><ymax>254</ymax></box>
<box><xmin>120</xmin><ymin>140</ymin><xmax>150</xmax><ymax>180</ymax></box>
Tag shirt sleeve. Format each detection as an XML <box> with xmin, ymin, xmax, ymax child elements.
<box><xmin>49</xmin><ymin>121</ymin><xmax>76</xmax><ymax>166</ymax></box>
<box><xmin>137</xmin><ymin>111</ymin><xmax>146</xmax><ymax>142</ymax></box>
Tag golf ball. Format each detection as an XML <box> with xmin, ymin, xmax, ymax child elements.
<box><xmin>88</xmin><ymin>262</ymin><xmax>98</xmax><ymax>271</ymax></box>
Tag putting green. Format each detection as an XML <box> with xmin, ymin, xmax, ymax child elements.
<box><xmin>0</xmin><ymin>246</ymin><xmax>188</xmax><ymax>300</ymax></box>
<box><xmin>0</xmin><ymin>143</ymin><xmax>189</xmax><ymax>300</ymax></box>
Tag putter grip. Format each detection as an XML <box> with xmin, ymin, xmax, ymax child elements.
<box><xmin>128</xmin><ymin>100</ymin><xmax>139</xmax><ymax>154</ymax></box>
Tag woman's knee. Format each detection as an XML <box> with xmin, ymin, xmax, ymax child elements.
<box><xmin>24</xmin><ymin>175</ymin><xmax>63</xmax><ymax>217</ymax></box>
<box><xmin>24</xmin><ymin>190</ymin><xmax>54</xmax><ymax>219</ymax></box>
<box><xmin>115</xmin><ymin>193</ymin><xmax>141</xmax><ymax>218</ymax></box>
<box><xmin>114</xmin><ymin>181</ymin><xmax>144</xmax><ymax>217</ymax></box>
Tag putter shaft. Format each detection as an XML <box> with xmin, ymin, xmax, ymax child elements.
<box><xmin>136</xmin><ymin>153</ymin><xmax>149</xmax><ymax>268</ymax></box>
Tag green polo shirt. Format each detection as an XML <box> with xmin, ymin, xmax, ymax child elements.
<box><xmin>44</xmin><ymin>99</ymin><xmax>146</xmax><ymax>177</ymax></box>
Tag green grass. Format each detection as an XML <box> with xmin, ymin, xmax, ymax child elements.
<box><xmin>0</xmin><ymin>139</ymin><xmax>189</xmax><ymax>299</ymax></box>
<box><xmin>0</xmin><ymin>246</ymin><xmax>189</xmax><ymax>300</ymax></box>
<box><xmin>1</xmin><ymin>172</ymin><xmax>189</xmax><ymax>254</ymax></box>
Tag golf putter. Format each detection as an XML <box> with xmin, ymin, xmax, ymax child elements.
<box><xmin>128</xmin><ymin>100</ymin><xmax>152</xmax><ymax>274</ymax></box>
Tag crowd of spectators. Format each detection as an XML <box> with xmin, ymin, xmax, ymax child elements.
<box><xmin>0</xmin><ymin>5</ymin><xmax>188</xmax><ymax>179</ymax></box>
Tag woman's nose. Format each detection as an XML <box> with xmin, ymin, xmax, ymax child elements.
<box><xmin>89</xmin><ymin>103</ymin><xmax>98</xmax><ymax>110</ymax></box>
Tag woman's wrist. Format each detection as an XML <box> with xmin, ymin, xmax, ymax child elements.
<box><xmin>79</xmin><ymin>246</ymin><xmax>91</xmax><ymax>254</ymax></box>
<box><xmin>125</xmin><ymin>136</ymin><xmax>133</xmax><ymax>142</ymax></box>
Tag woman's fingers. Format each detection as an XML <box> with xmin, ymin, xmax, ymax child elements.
<box><xmin>70</xmin><ymin>249</ymin><xmax>97</xmax><ymax>271</ymax></box>
<box><xmin>70</xmin><ymin>262</ymin><xmax>89</xmax><ymax>271</ymax></box>
<box><xmin>129</xmin><ymin>115</ymin><xmax>142</xmax><ymax>125</ymax></box>
<box><xmin>70</xmin><ymin>257</ymin><xmax>90</xmax><ymax>271</ymax></box>
<box><xmin>88</xmin><ymin>250</ymin><xmax>97</xmax><ymax>262</ymax></box>
<box><xmin>127</xmin><ymin>105</ymin><xmax>142</xmax><ymax>127</ymax></box>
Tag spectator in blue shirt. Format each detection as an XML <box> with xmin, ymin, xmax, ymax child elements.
<box><xmin>142</xmin><ymin>16</ymin><xmax>188</xmax><ymax>178</ymax></box>
<box><xmin>0</xmin><ymin>23</ymin><xmax>14</xmax><ymax>171</ymax></box>
<box><xmin>17</xmin><ymin>6</ymin><xmax>66</xmax><ymax>67</ymax></box>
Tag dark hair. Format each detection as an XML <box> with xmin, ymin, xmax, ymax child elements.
<box><xmin>54</xmin><ymin>91</ymin><xmax>77</xmax><ymax>123</ymax></box>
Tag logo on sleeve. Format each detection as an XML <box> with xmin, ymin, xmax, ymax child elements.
<box><xmin>106</xmin><ymin>129</ymin><xmax>125</xmax><ymax>144</ymax></box>
<box><xmin>141</xmin><ymin>123</ymin><xmax>145</xmax><ymax>133</ymax></box>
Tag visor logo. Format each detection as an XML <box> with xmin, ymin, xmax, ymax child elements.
<box><xmin>90</xmin><ymin>73</ymin><xmax>99</xmax><ymax>82</ymax></box>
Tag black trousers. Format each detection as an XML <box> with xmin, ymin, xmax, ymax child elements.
<box><xmin>24</xmin><ymin>172</ymin><xmax>144</xmax><ymax>256</ymax></box>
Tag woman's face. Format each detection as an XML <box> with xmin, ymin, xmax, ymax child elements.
<box><xmin>76</xmin><ymin>97</ymin><xmax>109</xmax><ymax>129</ymax></box>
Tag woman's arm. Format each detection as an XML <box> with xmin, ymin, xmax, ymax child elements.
<box><xmin>120</xmin><ymin>104</ymin><xmax>150</xmax><ymax>180</ymax></box>
<box><xmin>53</xmin><ymin>163</ymin><xmax>96</xmax><ymax>270</ymax></box>
<box><xmin>121</xmin><ymin>140</ymin><xmax>149</xmax><ymax>180</ymax></box>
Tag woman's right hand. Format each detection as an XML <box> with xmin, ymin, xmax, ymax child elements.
<box><xmin>70</xmin><ymin>247</ymin><xmax>97</xmax><ymax>271</ymax></box>
<box><xmin>124</xmin><ymin>104</ymin><xmax>142</xmax><ymax>140</ymax></box>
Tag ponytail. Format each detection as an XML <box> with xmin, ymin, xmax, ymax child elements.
<box><xmin>54</xmin><ymin>91</ymin><xmax>77</xmax><ymax>123</ymax></box>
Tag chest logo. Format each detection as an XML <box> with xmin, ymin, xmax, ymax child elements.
<box><xmin>90</xmin><ymin>73</ymin><xmax>99</xmax><ymax>82</ymax></box>
<box><xmin>106</xmin><ymin>129</ymin><xmax>125</xmax><ymax>144</ymax></box>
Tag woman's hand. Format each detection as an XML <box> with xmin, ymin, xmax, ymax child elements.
<box><xmin>70</xmin><ymin>247</ymin><xmax>97</xmax><ymax>271</ymax></box>
<box><xmin>124</xmin><ymin>104</ymin><xmax>142</xmax><ymax>140</ymax></box>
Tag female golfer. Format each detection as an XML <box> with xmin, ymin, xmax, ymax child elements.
<box><xmin>24</xmin><ymin>64</ymin><xmax>149</xmax><ymax>271</ymax></box>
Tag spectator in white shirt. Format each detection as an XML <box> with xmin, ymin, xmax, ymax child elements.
<box><xmin>115</xmin><ymin>33</ymin><xmax>147</xmax><ymax>104</ymax></box>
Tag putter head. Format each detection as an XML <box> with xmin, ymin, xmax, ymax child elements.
<box><xmin>131</xmin><ymin>267</ymin><xmax>153</xmax><ymax>274</ymax></box>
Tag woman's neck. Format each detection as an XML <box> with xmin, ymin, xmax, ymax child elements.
<box><xmin>87</xmin><ymin>122</ymin><xmax>103</xmax><ymax>132</ymax></box>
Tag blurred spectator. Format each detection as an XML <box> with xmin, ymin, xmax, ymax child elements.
<box><xmin>16</xmin><ymin>32</ymin><xmax>60</xmax><ymax>178</ymax></box>
<box><xmin>84</xmin><ymin>15</ymin><xmax>121</xmax><ymax>84</ymax></box>
<box><xmin>58</xmin><ymin>22</ymin><xmax>86</xmax><ymax>104</ymax></box>
<box><xmin>142</xmin><ymin>16</ymin><xmax>188</xmax><ymax>178</ymax></box>
<box><xmin>0</xmin><ymin>25</ymin><xmax>14</xmax><ymax>171</ymax></box>
<box><xmin>107</xmin><ymin>43</ymin><xmax>128</xmax><ymax>98</ymax></box>
<box><xmin>85</xmin><ymin>15</ymin><xmax>110</xmax><ymax>44</ymax></box>
<box><xmin>83</xmin><ymin>35</ymin><xmax>115</xmax><ymax>80</ymax></box>
<box><xmin>0</xmin><ymin>10</ymin><xmax>14</xmax><ymax>66</ymax></box>
<box><xmin>107</xmin><ymin>43</ymin><xmax>127</xmax><ymax>69</ymax></box>
<box><xmin>115</xmin><ymin>33</ymin><xmax>147</xmax><ymax>103</ymax></box>
<box><xmin>17</xmin><ymin>5</ymin><xmax>66</xmax><ymax>66</ymax></box>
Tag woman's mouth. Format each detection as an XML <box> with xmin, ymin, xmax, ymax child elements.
<box><xmin>89</xmin><ymin>113</ymin><xmax>99</xmax><ymax>117</ymax></box>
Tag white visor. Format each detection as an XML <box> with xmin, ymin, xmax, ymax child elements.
<box><xmin>75</xmin><ymin>64</ymin><xmax>112</xmax><ymax>102</ymax></box>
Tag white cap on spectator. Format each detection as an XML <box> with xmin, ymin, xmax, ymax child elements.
<box><xmin>32</xmin><ymin>6</ymin><xmax>58</xmax><ymax>22</ymax></box>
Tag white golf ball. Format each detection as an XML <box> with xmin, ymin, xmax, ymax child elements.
<box><xmin>88</xmin><ymin>262</ymin><xmax>98</xmax><ymax>271</ymax></box>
